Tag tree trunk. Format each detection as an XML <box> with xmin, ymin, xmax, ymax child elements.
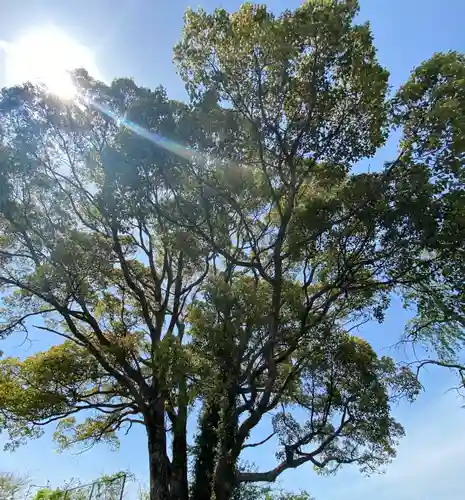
<box><xmin>171</xmin><ymin>421</ymin><xmax>188</xmax><ymax>500</ymax></box>
<box><xmin>146</xmin><ymin>399</ymin><xmax>170</xmax><ymax>500</ymax></box>
<box><xmin>191</xmin><ymin>402</ymin><xmax>220</xmax><ymax>500</ymax></box>
<box><xmin>213</xmin><ymin>385</ymin><xmax>239</xmax><ymax>500</ymax></box>
<box><xmin>213</xmin><ymin>458</ymin><xmax>236</xmax><ymax>500</ymax></box>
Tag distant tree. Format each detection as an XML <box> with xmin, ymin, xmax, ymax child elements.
<box><xmin>266</xmin><ymin>493</ymin><xmax>313</xmax><ymax>500</ymax></box>
<box><xmin>0</xmin><ymin>2</ymin><xmax>463</xmax><ymax>500</ymax></box>
<box><xmin>32</xmin><ymin>472</ymin><xmax>128</xmax><ymax>500</ymax></box>
<box><xmin>0</xmin><ymin>472</ymin><xmax>28</xmax><ymax>500</ymax></box>
<box><xmin>234</xmin><ymin>484</ymin><xmax>313</xmax><ymax>500</ymax></box>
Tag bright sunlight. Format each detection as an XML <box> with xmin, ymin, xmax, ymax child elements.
<box><xmin>0</xmin><ymin>26</ymin><xmax>98</xmax><ymax>99</ymax></box>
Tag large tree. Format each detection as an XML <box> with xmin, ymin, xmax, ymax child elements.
<box><xmin>0</xmin><ymin>2</ymin><xmax>463</xmax><ymax>500</ymax></box>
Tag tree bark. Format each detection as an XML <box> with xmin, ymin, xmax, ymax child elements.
<box><xmin>146</xmin><ymin>399</ymin><xmax>170</xmax><ymax>500</ymax></box>
<box><xmin>171</xmin><ymin>419</ymin><xmax>188</xmax><ymax>500</ymax></box>
<box><xmin>191</xmin><ymin>402</ymin><xmax>220</xmax><ymax>500</ymax></box>
<box><xmin>213</xmin><ymin>385</ymin><xmax>239</xmax><ymax>500</ymax></box>
<box><xmin>213</xmin><ymin>457</ymin><xmax>236</xmax><ymax>500</ymax></box>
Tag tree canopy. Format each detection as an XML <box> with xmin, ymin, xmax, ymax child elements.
<box><xmin>0</xmin><ymin>2</ymin><xmax>463</xmax><ymax>500</ymax></box>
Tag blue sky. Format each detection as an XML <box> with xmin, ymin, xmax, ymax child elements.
<box><xmin>0</xmin><ymin>1</ymin><xmax>465</xmax><ymax>499</ymax></box>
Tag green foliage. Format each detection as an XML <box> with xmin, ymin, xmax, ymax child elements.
<box><xmin>391</xmin><ymin>51</ymin><xmax>465</xmax><ymax>375</ymax></box>
<box><xmin>175</xmin><ymin>0</ymin><xmax>389</xmax><ymax>165</ymax></box>
<box><xmin>31</xmin><ymin>472</ymin><xmax>128</xmax><ymax>500</ymax></box>
<box><xmin>232</xmin><ymin>483</ymin><xmax>313</xmax><ymax>500</ymax></box>
<box><xmin>33</xmin><ymin>488</ymin><xmax>71</xmax><ymax>500</ymax></box>
<box><xmin>265</xmin><ymin>493</ymin><xmax>313</xmax><ymax>500</ymax></box>
<box><xmin>0</xmin><ymin>472</ymin><xmax>27</xmax><ymax>500</ymax></box>
<box><xmin>0</xmin><ymin>2</ymin><xmax>463</xmax><ymax>500</ymax></box>
<box><xmin>0</xmin><ymin>341</ymin><xmax>130</xmax><ymax>450</ymax></box>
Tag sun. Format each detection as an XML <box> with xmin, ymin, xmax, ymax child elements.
<box><xmin>1</xmin><ymin>26</ymin><xmax>98</xmax><ymax>100</ymax></box>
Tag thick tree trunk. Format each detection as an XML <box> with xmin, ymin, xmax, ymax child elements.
<box><xmin>190</xmin><ymin>402</ymin><xmax>220</xmax><ymax>500</ymax></box>
<box><xmin>146</xmin><ymin>399</ymin><xmax>170</xmax><ymax>500</ymax></box>
<box><xmin>213</xmin><ymin>458</ymin><xmax>236</xmax><ymax>500</ymax></box>
<box><xmin>170</xmin><ymin>424</ymin><xmax>188</xmax><ymax>500</ymax></box>
<box><xmin>213</xmin><ymin>385</ymin><xmax>239</xmax><ymax>500</ymax></box>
